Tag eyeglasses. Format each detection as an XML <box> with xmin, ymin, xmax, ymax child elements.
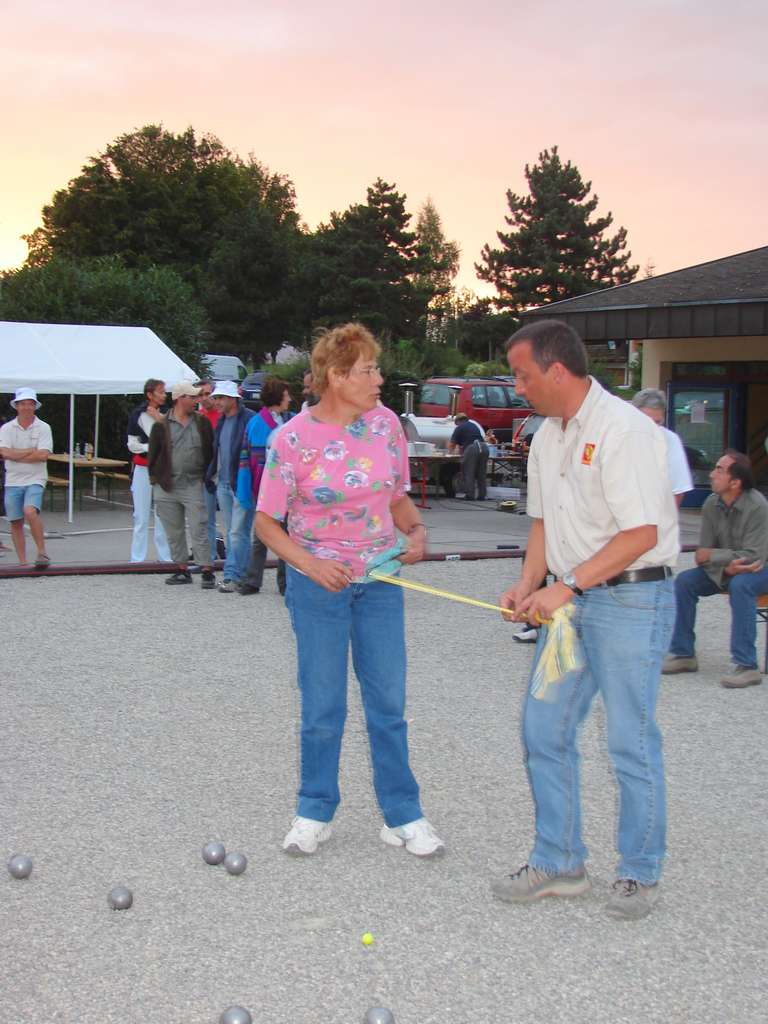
<box><xmin>350</xmin><ymin>366</ymin><xmax>382</xmax><ymax>377</ymax></box>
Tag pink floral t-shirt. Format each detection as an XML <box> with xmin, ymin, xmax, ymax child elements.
<box><xmin>256</xmin><ymin>406</ymin><xmax>410</xmax><ymax>578</ymax></box>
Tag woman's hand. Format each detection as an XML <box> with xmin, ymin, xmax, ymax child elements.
<box><xmin>399</xmin><ymin>525</ymin><xmax>427</xmax><ymax>565</ymax></box>
<box><xmin>306</xmin><ymin>558</ymin><xmax>354</xmax><ymax>592</ymax></box>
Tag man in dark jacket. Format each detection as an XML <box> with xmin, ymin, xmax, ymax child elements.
<box><xmin>148</xmin><ymin>381</ymin><xmax>215</xmax><ymax>588</ymax></box>
<box><xmin>204</xmin><ymin>380</ymin><xmax>255</xmax><ymax>592</ymax></box>
<box><xmin>448</xmin><ymin>413</ymin><xmax>489</xmax><ymax>501</ymax></box>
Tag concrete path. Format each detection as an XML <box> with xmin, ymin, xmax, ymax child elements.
<box><xmin>0</xmin><ymin>482</ymin><xmax>704</xmax><ymax>570</ymax></box>
<box><xmin>2</xmin><ymin>554</ymin><xmax>765</xmax><ymax>1023</ymax></box>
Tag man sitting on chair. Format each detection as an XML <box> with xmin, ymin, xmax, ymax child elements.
<box><xmin>663</xmin><ymin>450</ymin><xmax>768</xmax><ymax>688</ymax></box>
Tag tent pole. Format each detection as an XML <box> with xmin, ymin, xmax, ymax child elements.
<box><xmin>93</xmin><ymin>394</ymin><xmax>101</xmax><ymax>495</ymax></box>
<box><xmin>68</xmin><ymin>394</ymin><xmax>75</xmax><ymax>524</ymax></box>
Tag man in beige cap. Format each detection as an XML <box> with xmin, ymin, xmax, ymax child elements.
<box><xmin>0</xmin><ymin>387</ymin><xmax>53</xmax><ymax>567</ymax></box>
<box><xmin>148</xmin><ymin>382</ymin><xmax>216</xmax><ymax>587</ymax></box>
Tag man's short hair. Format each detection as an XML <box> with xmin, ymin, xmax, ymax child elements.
<box><xmin>143</xmin><ymin>378</ymin><xmax>164</xmax><ymax>399</ymax></box>
<box><xmin>505</xmin><ymin>319</ymin><xmax>588</xmax><ymax>378</ymax></box>
<box><xmin>454</xmin><ymin>413</ymin><xmax>468</xmax><ymax>423</ymax></box>
<box><xmin>632</xmin><ymin>388</ymin><xmax>667</xmax><ymax>414</ymax></box>
<box><xmin>724</xmin><ymin>450</ymin><xmax>754</xmax><ymax>492</ymax></box>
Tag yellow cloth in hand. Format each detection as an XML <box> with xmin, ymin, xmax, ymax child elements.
<box><xmin>530</xmin><ymin>603</ymin><xmax>584</xmax><ymax>701</ymax></box>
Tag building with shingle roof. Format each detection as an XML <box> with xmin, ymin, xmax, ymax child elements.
<box><xmin>519</xmin><ymin>246</ymin><xmax>768</xmax><ymax>497</ymax></box>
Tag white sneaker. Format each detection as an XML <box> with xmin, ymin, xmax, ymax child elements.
<box><xmin>380</xmin><ymin>817</ymin><xmax>445</xmax><ymax>858</ymax></box>
<box><xmin>282</xmin><ymin>816</ymin><xmax>332</xmax><ymax>855</ymax></box>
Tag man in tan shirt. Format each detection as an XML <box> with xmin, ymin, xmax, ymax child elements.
<box><xmin>493</xmin><ymin>319</ymin><xmax>678</xmax><ymax>921</ymax></box>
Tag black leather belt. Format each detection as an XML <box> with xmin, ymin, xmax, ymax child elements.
<box><xmin>606</xmin><ymin>566</ymin><xmax>673</xmax><ymax>586</ymax></box>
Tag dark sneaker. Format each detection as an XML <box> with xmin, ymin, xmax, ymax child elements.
<box><xmin>661</xmin><ymin>654</ymin><xmax>698</xmax><ymax>674</ymax></box>
<box><xmin>218</xmin><ymin>580</ymin><xmax>237</xmax><ymax>593</ymax></box>
<box><xmin>165</xmin><ymin>571</ymin><xmax>192</xmax><ymax>585</ymax></box>
<box><xmin>237</xmin><ymin>583</ymin><xmax>260</xmax><ymax>595</ymax></box>
<box><xmin>491</xmin><ymin>863</ymin><xmax>591</xmax><ymax>903</ymax></box>
<box><xmin>513</xmin><ymin>626</ymin><xmax>539</xmax><ymax>644</ymax></box>
<box><xmin>720</xmin><ymin>665</ymin><xmax>762</xmax><ymax>688</ymax></box>
<box><xmin>606</xmin><ymin>879</ymin><xmax>660</xmax><ymax>920</ymax></box>
<box><xmin>200</xmin><ymin>571</ymin><xmax>216</xmax><ymax>590</ymax></box>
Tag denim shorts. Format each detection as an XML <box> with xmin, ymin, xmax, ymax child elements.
<box><xmin>4</xmin><ymin>484</ymin><xmax>45</xmax><ymax>520</ymax></box>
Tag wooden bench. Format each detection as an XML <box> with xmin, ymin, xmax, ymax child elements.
<box><xmin>46</xmin><ymin>476</ymin><xmax>82</xmax><ymax>511</ymax></box>
<box><xmin>92</xmin><ymin>471</ymin><xmax>131</xmax><ymax>501</ymax></box>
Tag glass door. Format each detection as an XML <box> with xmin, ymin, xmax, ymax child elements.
<box><xmin>667</xmin><ymin>384</ymin><xmax>743</xmax><ymax>505</ymax></box>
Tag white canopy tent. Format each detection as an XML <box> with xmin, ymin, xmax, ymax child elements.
<box><xmin>0</xmin><ymin>321</ymin><xmax>197</xmax><ymax>522</ymax></box>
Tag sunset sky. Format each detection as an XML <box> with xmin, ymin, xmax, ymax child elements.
<box><xmin>3</xmin><ymin>1</ymin><xmax>766</xmax><ymax>296</ymax></box>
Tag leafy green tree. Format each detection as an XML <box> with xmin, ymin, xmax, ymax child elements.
<box><xmin>24</xmin><ymin>125</ymin><xmax>298</xmax><ymax>293</ymax></box>
<box><xmin>0</xmin><ymin>256</ymin><xmax>206</xmax><ymax>370</ymax></box>
<box><xmin>476</xmin><ymin>146</ymin><xmax>638</xmax><ymax>312</ymax></box>
<box><xmin>300</xmin><ymin>179</ymin><xmax>433</xmax><ymax>339</ymax></box>
<box><xmin>415</xmin><ymin>198</ymin><xmax>460</xmax><ymax>306</ymax></box>
<box><xmin>203</xmin><ymin>199</ymin><xmax>304</xmax><ymax>364</ymax></box>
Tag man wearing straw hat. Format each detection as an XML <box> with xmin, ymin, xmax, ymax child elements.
<box><xmin>0</xmin><ymin>387</ymin><xmax>53</xmax><ymax>568</ymax></box>
<box><xmin>494</xmin><ymin>320</ymin><xmax>678</xmax><ymax>920</ymax></box>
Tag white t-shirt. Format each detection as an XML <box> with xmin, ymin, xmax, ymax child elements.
<box><xmin>661</xmin><ymin>426</ymin><xmax>693</xmax><ymax>495</ymax></box>
<box><xmin>526</xmin><ymin>379</ymin><xmax>679</xmax><ymax>577</ymax></box>
<box><xmin>0</xmin><ymin>416</ymin><xmax>53</xmax><ymax>487</ymax></box>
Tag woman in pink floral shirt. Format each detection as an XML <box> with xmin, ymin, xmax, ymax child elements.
<box><xmin>256</xmin><ymin>323</ymin><xmax>444</xmax><ymax>858</ymax></box>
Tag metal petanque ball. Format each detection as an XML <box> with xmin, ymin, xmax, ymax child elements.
<box><xmin>202</xmin><ymin>841</ymin><xmax>226</xmax><ymax>865</ymax></box>
<box><xmin>223</xmin><ymin>852</ymin><xmax>247</xmax><ymax>876</ymax></box>
<box><xmin>107</xmin><ymin>886</ymin><xmax>133</xmax><ymax>910</ymax></box>
<box><xmin>8</xmin><ymin>855</ymin><xmax>33</xmax><ymax>879</ymax></box>
<box><xmin>219</xmin><ymin>1007</ymin><xmax>252</xmax><ymax>1024</ymax></box>
<box><xmin>365</xmin><ymin>1009</ymin><xmax>395</xmax><ymax>1024</ymax></box>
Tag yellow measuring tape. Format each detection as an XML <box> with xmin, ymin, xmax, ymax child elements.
<box><xmin>368</xmin><ymin>570</ymin><xmax>510</xmax><ymax>615</ymax></box>
<box><xmin>368</xmin><ymin>570</ymin><xmax>551</xmax><ymax>623</ymax></box>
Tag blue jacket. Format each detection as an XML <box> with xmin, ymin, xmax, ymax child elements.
<box><xmin>206</xmin><ymin>404</ymin><xmax>254</xmax><ymax>491</ymax></box>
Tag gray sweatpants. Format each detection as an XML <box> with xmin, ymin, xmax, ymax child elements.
<box><xmin>153</xmin><ymin>479</ymin><xmax>210</xmax><ymax>567</ymax></box>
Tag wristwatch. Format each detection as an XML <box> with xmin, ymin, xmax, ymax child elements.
<box><xmin>561</xmin><ymin>571</ymin><xmax>584</xmax><ymax>597</ymax></box>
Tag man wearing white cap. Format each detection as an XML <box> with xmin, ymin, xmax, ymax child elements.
<box><xmin>148</xmin><ymin>381</ymin><xmax>216</xmax><ymax>587</ymax></box>
<box><xmin>0</xmin><ymin>388</ymin><xmax>53</xmax><ymax>567</ymax></box>
<box><xmin>204</xmin><ymin>380</ymin><xmax>254</xmax><ymax>592</ymax></box>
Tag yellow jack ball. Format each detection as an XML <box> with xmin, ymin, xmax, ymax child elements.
<box><xmin>361</xmin><ymin>932</ymin><xmax>374</xmax><ymax>946</ymax></box>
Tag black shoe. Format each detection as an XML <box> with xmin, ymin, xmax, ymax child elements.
<box><xmin>165</xmin><ymin>571</ymin><xmax>192</xmax><ymax>585</ymax></box>
<box><xmin>237</xmin><ymin>583</ymin><xmax>260</xmax><ymax>595</ymax></box>
<box><xmin>200</xmin><ymin>571</ymin><xmax>216</xmax><ymax>590</ymax></box>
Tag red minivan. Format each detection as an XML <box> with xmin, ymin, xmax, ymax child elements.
<box><xmin>418</xmin><ymin>377</ymin><xmax>530</xmax><ymax>442</ymax></box>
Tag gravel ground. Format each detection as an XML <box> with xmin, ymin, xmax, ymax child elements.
<box><xmin>2</xmin><ymin>555</ymin><xmax>766</xmax><ymax>1024</ymax></box>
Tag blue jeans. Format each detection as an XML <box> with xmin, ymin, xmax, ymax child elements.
<box><xmin>4</xmin><ymin>484</ymin><xmax>44</xmax><ymax>520</ymax></box>
<box><xmin>204</xmin><ymin>486</ymin><xmax>218</xmax><ymax>564</ymax></box>
<box><xmin>216</xmin><ymin>482</ymin><xmax>254</xmax><ymax>582</ymax></box>
<box><xmin>284</xmin><ymin>567</ymin><xmax>422</xmax><ymax>827</ymax></box>
<box><xmin>523</xmin><ymin>579</ymin><xmax>675</xmax><ymax>885</ymax></box>
<box><xmin>670</xmin><ymin>565</ymin><xmax>768</xmax><ymax>669</ymax></box>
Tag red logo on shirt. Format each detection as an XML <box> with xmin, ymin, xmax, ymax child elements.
<box><xmin>581</xmin><ymin>443</ymin><xmax>596</xmax><ymax>465</ymax></box>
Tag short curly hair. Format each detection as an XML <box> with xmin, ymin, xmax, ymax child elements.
<box><xmin>260</xmin><ymin>377</ymin><xmax>289</xmax><ymax>407</ymax></box>
<box><xmin>310</xmin><ymin>323</ymin><xmax>380</xmax><ymax>395</ymax></box>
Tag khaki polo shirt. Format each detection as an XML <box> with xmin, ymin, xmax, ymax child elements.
<box><xmin>526</xmin><ymin>379</ymin><xmax>679</xmax><ymax>578</ymax></box>
<box><xmin>167</xmin><ymin>411</ymin><xmax>205</xmax><ymax>485</ymax></box>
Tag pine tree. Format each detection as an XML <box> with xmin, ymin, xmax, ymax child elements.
<box><xmin>301</xmin><ymin>179</ymin><xmax>432</xmax><ymax>339</ymax></box>
<box><xmin>476</xmin><ymin>146</ymin><xmax>637</xmax><ymax>312</ymax></box>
